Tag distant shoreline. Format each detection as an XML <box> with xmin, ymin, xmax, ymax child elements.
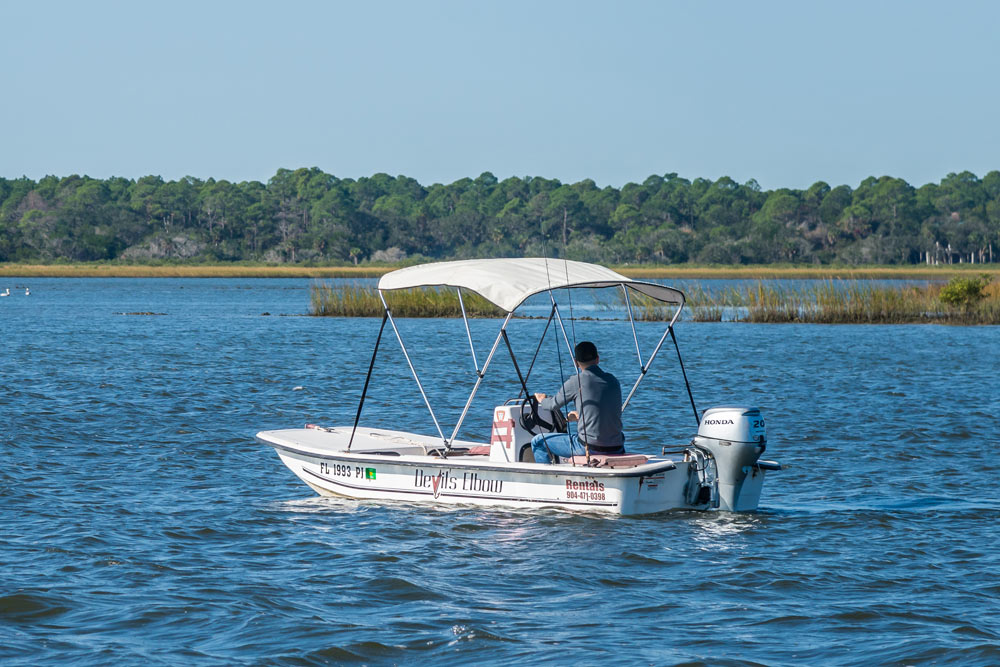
<box><xmin>1</xmin><ymin>263</ymin><xmax>997</xmax><ymax>280</ymax></box>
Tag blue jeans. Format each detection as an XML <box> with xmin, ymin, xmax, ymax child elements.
<box><xmin>530</xmin><ymin>433</ymin><xmax>586</xmax><ymax>464</ymax></box>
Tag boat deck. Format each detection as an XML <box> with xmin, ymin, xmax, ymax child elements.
<box><xmin>257</xmin><ymin>426</ymin><xmax>679</xmax><ymax>477</ymax></box>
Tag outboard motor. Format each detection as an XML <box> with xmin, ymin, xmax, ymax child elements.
<box><xmin>693</xmin><ymin>406</ymin><xmax>767</xmax><ymax>511</ymax></box>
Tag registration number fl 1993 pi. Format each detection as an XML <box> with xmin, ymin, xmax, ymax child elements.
<box><xmin>318</xmin><ymin>462</ymin><xmax>376</xmax><ymax>480</ymax></box>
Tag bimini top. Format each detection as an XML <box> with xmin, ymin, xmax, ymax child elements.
<box><xmin>377</xmin><ymin>258</ymin><xmax>684</xmax><ymax>313</ymax></box>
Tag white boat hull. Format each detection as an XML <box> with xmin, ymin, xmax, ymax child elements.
<box><xmin>258</xmin><ymin>426</ymin><xmax>772</xmax><ymax>515</ymax></box>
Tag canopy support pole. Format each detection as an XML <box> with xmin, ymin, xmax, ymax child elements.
<box><xmin>448</xmin><ymin>312</ymin><xmax>514</xmax><ymax>446</ymax></box>
<box><xmin>621</xmin><ymin>302</ymin><xmax>684</xmax><ymax>412</ymax></box>
<box><xmin>378</xmin><ymin>290</ymin><xmax>448</xmax><ymax>447</ymax></box>
<box><xmin>622</xmin><ymin>285</ymin><xmax>644</xmax><ymax>368</ymax></box>
<box><xmin>550</xmin><ymin>302</ymin><xmax>579</xmax><ymax>369</ymax></box>
<box><xmin>457</xmin><ymin>288</ymin><xmax>480</xmax><ymax>374</ymax></box>
<box><xmin>670</xmin><ymin>326</ymin><xmax>700</xmax><ymax>427</ymax></box>
<box><xmin>521</xmin><ymin>303</ymin><xmax>557</xmax><ymax>395</ymax></box>
<box><xmin>348</xmin><ymin>312</ymin><xmax>388</xmax><ymax>452</ymax></box>
<box><xmin>501</xmin><ymin>329</ymin><xmax>528</xmax><ymax>398</ymax></box>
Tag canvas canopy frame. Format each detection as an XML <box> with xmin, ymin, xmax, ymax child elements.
<box><xmin>347</xmin><ymin>258</ymin><xmax>699</xmax><ymax>453</ymax></box>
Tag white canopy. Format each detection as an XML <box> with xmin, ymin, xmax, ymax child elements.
<box><xmin>377</xmin><ymin>258</ymin><xmax>684</xmax><ymax>313</ymax></box>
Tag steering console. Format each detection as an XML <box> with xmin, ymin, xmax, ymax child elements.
<box><xmin>518</xmin><ymin>395</ymin><xmax>567</xmax><ymax>435</ymax></box>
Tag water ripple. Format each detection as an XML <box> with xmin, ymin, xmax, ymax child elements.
<box><xmin>2</xmin><ymin>279</ymin><xmax>999</xmax><ymax>665</ymax></box>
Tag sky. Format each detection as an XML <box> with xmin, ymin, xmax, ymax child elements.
<box><xmin>2</xmin><ymin>0</ymin><xmax>998</xmax><ymax>191</ymax></box>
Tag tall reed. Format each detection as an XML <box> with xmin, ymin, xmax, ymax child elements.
<box><xmin>0</xmin><ymin>263</ymin><xmax>387</xmax><ymax>278</ymax></box>
<box><xmin>310</xmin><ymin>282</ymin><xmax>504</xmax><ymax>318</ymax></box>
<box><xmin>310</xmin><ymin>280</ymin><xmax>1000</xmax><ymax>324</ymax></box>
<box><xmin>610</xmin><ymin>280</ymin><xmax>1000</xmax><ymax>324</ymax></box>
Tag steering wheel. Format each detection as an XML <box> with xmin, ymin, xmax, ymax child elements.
<box><xmin>518</xmin><ymin>395</ymin><xmax>568</xmax><ymax>435</ymax></box>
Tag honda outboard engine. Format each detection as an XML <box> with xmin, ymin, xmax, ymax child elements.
<box><xmin>693</xmin><ymin>406</ymin><xmax>767</xmax><ymax>511</ymax></box>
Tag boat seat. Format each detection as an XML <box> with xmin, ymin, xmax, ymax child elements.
<box><xmin>465</xmin><ymin>446</ymin><xmax>492</xmax><ymax>456</ymax></box>
<box><xmin>570</xmin><ymin>453</ymin><xmax>649</xmax><ymax>468</ymax></box>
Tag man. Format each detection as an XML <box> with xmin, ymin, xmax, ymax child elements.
<box><xmin>530</xmin><ymin>341</ymin><xmax>625</xmax><ymax>464</ymax></box>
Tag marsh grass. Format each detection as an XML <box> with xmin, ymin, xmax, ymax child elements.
<box><xmin>0</xmin><ymin>263</ymin><xmax>386</xmax><ymax>278</ymax></box>
<box><xmin>310</xmin><ymin>282</ymin><xmax>504</xmax><ymax>318</ymax></box>
<box><xmin>615</xmin><ymin>265</ymin><xmax>1000</xmax><ymax>280</ymax></box>
<box><xmin>311</xmin><ymin>280</ymin><xmax>1000</xmax><ymax>323</ymax></box>
<box><xmin>613</xmin><ymin>280</ymin><xmax>1000</xmax><ymax>324</ymax></box>
<box><xmin>744</xmin><ymin>280</ymin><xmax>1000</xmax><ymax>324</ymax></box>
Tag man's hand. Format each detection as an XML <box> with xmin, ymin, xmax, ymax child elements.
<box><xmin>533</xmin><ymin>392</ymin><xmax>546</xmax><ymax>402</ymax></box>
<box><xmin>567</xmin><ymin>411</ymin><xmax>579</xmax><ymax>422</ymax></box>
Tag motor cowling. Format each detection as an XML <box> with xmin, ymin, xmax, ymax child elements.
<box><xmin>696</xmin><ymin>406</ymin><xmax>766</xmax><ymax>444</ymax></box>
<box><xmin>693</xmin><ymin>406</ymin><xmax>767</xmax><ymax>511</ymax></box>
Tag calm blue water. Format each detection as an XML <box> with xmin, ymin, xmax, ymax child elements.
<box><xmin>2</xmin><ymin>278</ymin><xmax>999</xmax><ymax>665</ymax></box>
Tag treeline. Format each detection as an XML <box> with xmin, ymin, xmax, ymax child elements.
<box><xmin>1</xmin><ymin>168</ymin><xmax>998</xmax><ymax>265</ymax></box>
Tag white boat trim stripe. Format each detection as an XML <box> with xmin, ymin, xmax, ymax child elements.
<box><xmin>304</xmin><ymin>468</ymin><xmax>620</xmax><ymax>507</ymax></box>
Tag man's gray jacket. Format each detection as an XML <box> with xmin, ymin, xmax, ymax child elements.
<box><xmin>539</xmin><ymin>365</ymin><xmax>624</xmax><ymax>450</ymax></box>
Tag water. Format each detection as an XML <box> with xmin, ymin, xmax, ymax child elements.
<box><xmin>2</xmin><ymin>278</ymin><xmax>999</xmax><ymax>665</ymax></box>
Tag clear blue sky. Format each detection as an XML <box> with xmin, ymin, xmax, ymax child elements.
<box><xmin>2</xmin><ymin>0</ymin><xmax>998</xmax><ymax>190</ymax></box>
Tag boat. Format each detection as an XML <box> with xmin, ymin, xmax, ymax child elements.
<box><xmin>257</xmin><ymin>258</ymin><xmax>780</xmax><ymax>515</ymax></box>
